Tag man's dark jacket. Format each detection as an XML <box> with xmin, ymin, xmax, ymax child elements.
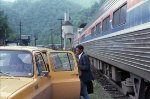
<box><xmin>78</xmin><ymin>52</ymin><xmax>94</xmax><ymax>83</ymax></box>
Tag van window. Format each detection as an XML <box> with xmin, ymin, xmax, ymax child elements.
<box><xmin>0</xmin><ymin>50</ymin><xmax>33</xmax><ymax>77</ymax></box>
<box><xmin>50</xmin><ymin>52</ymin><xmax>74</xmax><ymax>72</ymax></box>
<box><xmin>35</xmin><ymin>53</ymin><xmax>45</xmax><ymax>75</ymax></box>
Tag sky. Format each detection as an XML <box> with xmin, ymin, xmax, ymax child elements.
<box><xmin>1</xmin><ymin>0</ymin><xmax>99</xmax><ymax>8</ymax></box>
<box><xmin>2</xmin><ymin>0</ymin><xmax>16</xmax><ymax>2</ymax></box>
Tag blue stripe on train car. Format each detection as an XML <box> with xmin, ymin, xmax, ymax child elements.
<box><xmin>148</xmin><ymin>0</ymin><xmax>150</xmax><ymax>22</ymax></box>
<box><xmin>141</xmin><ymin>2</ymin><xmax>147</xmax><ymax>23</ymax></box>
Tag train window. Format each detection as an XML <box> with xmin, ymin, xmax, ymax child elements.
<box><xmin>50</xmin><ymin>52</ymin><xmax>74</xmax><ymax>72</ymax></box>
<box><xmin>113</xmin><ymin>9</ymin><xmax>120</xmax><ymax>27</ymax></box>
<box><xmin>96</xmin><ymin>23</ymin><xmax>101</xmax><ymax>34</ymax></box>
<box><xmin>113</xmin><ymin>3</ymin><xmax>127</xmax><ymax>28</ymax></box>
<box><xmin>91</xmin><ymin>27</ymin><xmax>95</xmax><ymax>36</ymax></box>
<box><xmin>81</xmin><ymin>34</ymin><xmax>85</xmax><ymax>41</ymax></box>
<box><xmin>102</xmin><ymin>16</ymin><xmax>110</xmax><ymax>32</ymax></box>
<box><xmin>120</xmin><ymin>4</ymin><xmax>127</xmax><ymax>24</ymax></box>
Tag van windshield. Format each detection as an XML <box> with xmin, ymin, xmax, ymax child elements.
<box><xmin>0</xmin><ymin>50</ymin><xmax>33</xmax><ymax>77</ymax></box>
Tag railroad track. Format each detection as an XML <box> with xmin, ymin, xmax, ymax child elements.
<box><xmin>92</xmin><ymin>67</ymin><xmax>130</xmax><ymax>99</ymax></box>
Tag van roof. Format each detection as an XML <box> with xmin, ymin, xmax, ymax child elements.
<box><xmin>0</xmin><ymin>46</ymin><xmax>53</xmax><ymax>52</ymax></box>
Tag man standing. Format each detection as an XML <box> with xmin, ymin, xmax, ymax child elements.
<box><xmin>76</xmin><ymin>45</ymin><xmax>94</xmax><ymax>99</ymax></box>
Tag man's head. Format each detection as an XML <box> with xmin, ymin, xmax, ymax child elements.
<box><xmin>76</xmin><ymin>45</ymin><xmax>84</xmax><ymax>55</ymax></box>
<box><xmin>13</xmin><ymin>57</ymin><xmax>24</xmax><ymax>71</ymax></box>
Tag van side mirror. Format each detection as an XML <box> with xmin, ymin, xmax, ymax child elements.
<box><xmin>41</xmin><ymin>71</ymin><xmax>49</xmax><ymax>77</ymax></box>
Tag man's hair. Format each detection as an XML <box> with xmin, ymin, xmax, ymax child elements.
<box><xmin>76</xmin><ymin>44</ymin><xmax>84</xmax><ymax>50</ymax></box>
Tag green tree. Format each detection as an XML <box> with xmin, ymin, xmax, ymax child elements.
<box><xmin>0</xmin><ymin>11</ymin><xmax>8</xmax><ymax>39</ymax></box>
<box><xmin>72</xmin><ymin>2</ymin><xmax>102</xmax><ymax>28</ymax></box>
<box><xmin>0</xmin><ymin>10</ymin><xmax>17</xmax><ymax>41</ymax></box>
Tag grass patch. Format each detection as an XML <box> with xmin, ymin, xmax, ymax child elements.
<box><xmin>89</xmin><ymin>80</ymin><xmax>112</xmax><ymax>99</ymax></box>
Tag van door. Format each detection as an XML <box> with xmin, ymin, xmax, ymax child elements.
<box><xmin>47</xmin><ymin>51</ymin><xmax>80</xmax><ymax>99</ymax></box>
<box><xmin>32</xmin><ymin>52</ymin><xmax>52</xmax><ymax>99</ymax></box>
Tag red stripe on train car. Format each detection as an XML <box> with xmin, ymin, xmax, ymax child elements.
<box><xmin>110</xmin><ymin>11</ymin><xmax>113</xmax><ymax>20</ymax></box>
<box><xmin>84</xmin><ymin>29</ymin><xmax>91</xmax><ymax>36</ymax></box>
<box><xmin>127</xmin><ymin>0</ymin><xmax>142</xmax><ymax>9</ymax></box>
<box><xmin>87</xmin><ymin>29</ymin><xmax>92</xmax><ymax>35</ymax></box>
<box><xmin>84</xmin><ymin>31</ymin><xmax>88</xmax><ymax>35</ymax></box>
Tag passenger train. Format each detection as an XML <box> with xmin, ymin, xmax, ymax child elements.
<box><xmin>74</xmin><ymin>0</ymin><xmax>150</xmax><ymax>98</ymax></box>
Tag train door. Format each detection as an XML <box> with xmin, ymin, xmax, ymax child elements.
<box><xmin>47</xmin><ymin>51</ymin><xmax>80</xmax><ymax>99</ymax></box>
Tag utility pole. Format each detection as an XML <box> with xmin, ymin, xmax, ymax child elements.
<box><xmin>57</xmin><ymin>18</ymin><xmax>63</xmax><ymax>50</ymax></box>
<box><xmin>34</xmin><ymin>38</ymin><xmax>36</xmax><ymax>46</ymax></box>
<box><xmin>34</xmin><ymin>34</ymin><xmax>38</xmax><ymax>46</ymax></box>
<box><xmin>4</xmin><ymin>28</ymin><xmax>6</xmax><ymax>45</ymax></box>
<box><xmin>19</xmin><ymin>21</ymin><xmax>22</xmax><ymax>45</ymax></box>
<box><xmin>0</xmin><ymin>27</ymin><xmax>3</xmax><ymax>45</ymax></box>
<box><xmin>50</xmin><ymin>29</ymin><xmax>54</xmax><ymax>49</ymax></box>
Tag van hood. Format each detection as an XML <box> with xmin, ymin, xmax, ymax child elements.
<box><xmin>0</xmin><ymin>77</ymin><xmax>33</xmax><ymax>99</ymax></box>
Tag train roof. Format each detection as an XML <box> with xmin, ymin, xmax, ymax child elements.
<box><xmin>83</xmin><ymin>0</ymin><xmax>120</xmax><ymax>31</ymax></box>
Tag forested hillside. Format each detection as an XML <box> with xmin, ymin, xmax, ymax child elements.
<box><xmin>0</xmin><ymin>0</ymin><xmax>104</xmax><ymax>45</ymax></box>
<box><xmin>0</xmin><ymin>10</ymin><xmax>15</xmax><ymax>42</ymax></box>
<box><xmin>72</xmin><ymin>0</ymin><xmax>105</xmax><ymax>28</ymax></box>
<box><xmin>68</xmin><ymin>0</ymin><xmax>100</xmax><ymax>8</ymax></box>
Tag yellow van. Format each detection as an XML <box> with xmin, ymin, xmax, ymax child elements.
<box><xmin>0</xmin><ymin>46</ymin><xmax>80</xmax><ymax>99</ymax></box>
